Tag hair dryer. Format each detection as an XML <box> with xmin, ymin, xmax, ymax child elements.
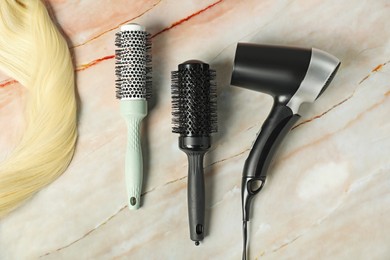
<box><xmin>230</xmin><ymin>43</ymin><xmax>340</xmax><ymax>259</ymax></box>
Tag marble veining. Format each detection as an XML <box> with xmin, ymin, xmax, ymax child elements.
<box><xmin>0</xmin><ymin>0</ymin><xmax>390</xmax><ymax>259</ymax></box>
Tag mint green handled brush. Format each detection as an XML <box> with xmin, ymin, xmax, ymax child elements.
<box><xmin>115</xmin><ymin>23</ymin><xmax>151</xmax><ymax>210</ymax></box>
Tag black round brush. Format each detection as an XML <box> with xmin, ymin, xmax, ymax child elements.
<box><xmin>171</xmin><ymin>60</ymin><xmax>217</xmax><ymax>245</ymax></box>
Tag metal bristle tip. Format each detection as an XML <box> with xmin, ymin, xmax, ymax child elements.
<box><xmin>115</xmin><ymin>24</ymin><xmax>152</xmax><ymax>100</ymax></box>
<box><xmin>171</xmin><ymin>60</ymin><xmax>217</xmax><ymax>137</ymax></box>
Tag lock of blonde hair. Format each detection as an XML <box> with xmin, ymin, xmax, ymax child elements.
<box><xmin>0</xmin><ymin>0</ymin><xmax>77</xmax><ymax>216</ymax></box>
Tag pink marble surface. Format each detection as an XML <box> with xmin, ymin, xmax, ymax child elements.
<box><xmin>1</xmin><ymin>0</ymin><xmax>390</xmax><ymax>259</ymax></box>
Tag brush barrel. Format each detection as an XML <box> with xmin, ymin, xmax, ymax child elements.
<box><xmin>121</xmin><ymin>100</ymin><xmax>147</xmax><ymax>210</ymax></box>
<box><xmin>179</xmin><ymin>136</ymin><xmax>210</xmax><ymax>243</ymax></box>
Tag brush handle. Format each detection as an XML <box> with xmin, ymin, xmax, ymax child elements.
<box><xmin>121</xmin><ymin>100</ymin><xmax>147</xmax><ymax>210</ymax></box>
<box><xmin>179</xmin><ymin>136</ymin><xmax>210</xmax><ymax>243</ymax></box>
<box><xmin>186</xmin><ymin>151</ymin><xmax>206</xmax><ymax>243</ymax></box>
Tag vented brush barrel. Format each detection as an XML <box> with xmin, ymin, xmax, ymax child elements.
<box><xmin>171</xmin><ymin>60</ymin><xmax>217</xmax><ymax>245</ymax></box>
<box><xmin>172</xmin><ymin>61</ymin><xmax>217</xmax><ymax>137</ymax></box>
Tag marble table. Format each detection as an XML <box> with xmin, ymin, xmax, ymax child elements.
<box><xmin>1</xmin><ymin>0</ymin><xmax>390</xmax><ymax>259</ymax></box>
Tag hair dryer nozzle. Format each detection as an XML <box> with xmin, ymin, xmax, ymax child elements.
<box><xmin>286</xmin><ymin>48</ymin><xmax>340</xmax><ymax>113</ymax></box>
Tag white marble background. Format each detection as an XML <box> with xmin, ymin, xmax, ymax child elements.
<box><xmin>0</xmin><ymin>0</ymin><xmax>390</xmax><ymax>259</ymax></box>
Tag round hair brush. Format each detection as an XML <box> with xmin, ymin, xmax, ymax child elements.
<box><xmin>171</xmin><ymin>60</ymin><xmax>217</xmax><ymax>245</ymax></box>
<box><xmin>115</xmin><ymin>23</ymin><xmax>151</xmax><ymax>210</ymax></box>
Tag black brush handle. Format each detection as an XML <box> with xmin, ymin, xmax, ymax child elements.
<box><xmin>186</xmin><ymin>151</ymin><xmax>206</xmax><ymax>242</ymax></box>
<box><xmin>179</xmin><ymin>136</ymin><xmax>210</xmax><ymax>244</ymax></box>
<box><xmin>242</xmin><ymin>100</ymin><xmax>300</xmax><ymax>221</ymax></box>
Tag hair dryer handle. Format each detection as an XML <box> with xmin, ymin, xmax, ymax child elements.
<box><xmin>244</xmin><ymin>101</ymin><xmax>300</xmax><ymax>180</ymax></box>
<box><xmin>242</xmin><ymin>101</ymin><xmax>300</xmax><ymax>220</ymax></box>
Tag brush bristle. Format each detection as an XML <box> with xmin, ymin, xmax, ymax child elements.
<box><xmin>171</xmin><ymin>61</ymin><xmax>217</xmax><ymax>137</ymax></box>
<box><xmin>115</xmin><ymin>28</ymin><xmax>151</xmax><ymax>100</ymax></box>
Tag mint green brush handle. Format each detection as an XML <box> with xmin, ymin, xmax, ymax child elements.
<box><xmin>121</xmin><ymin>100</ymin><xmax>147</xmax><ymax>210</ymax></box>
